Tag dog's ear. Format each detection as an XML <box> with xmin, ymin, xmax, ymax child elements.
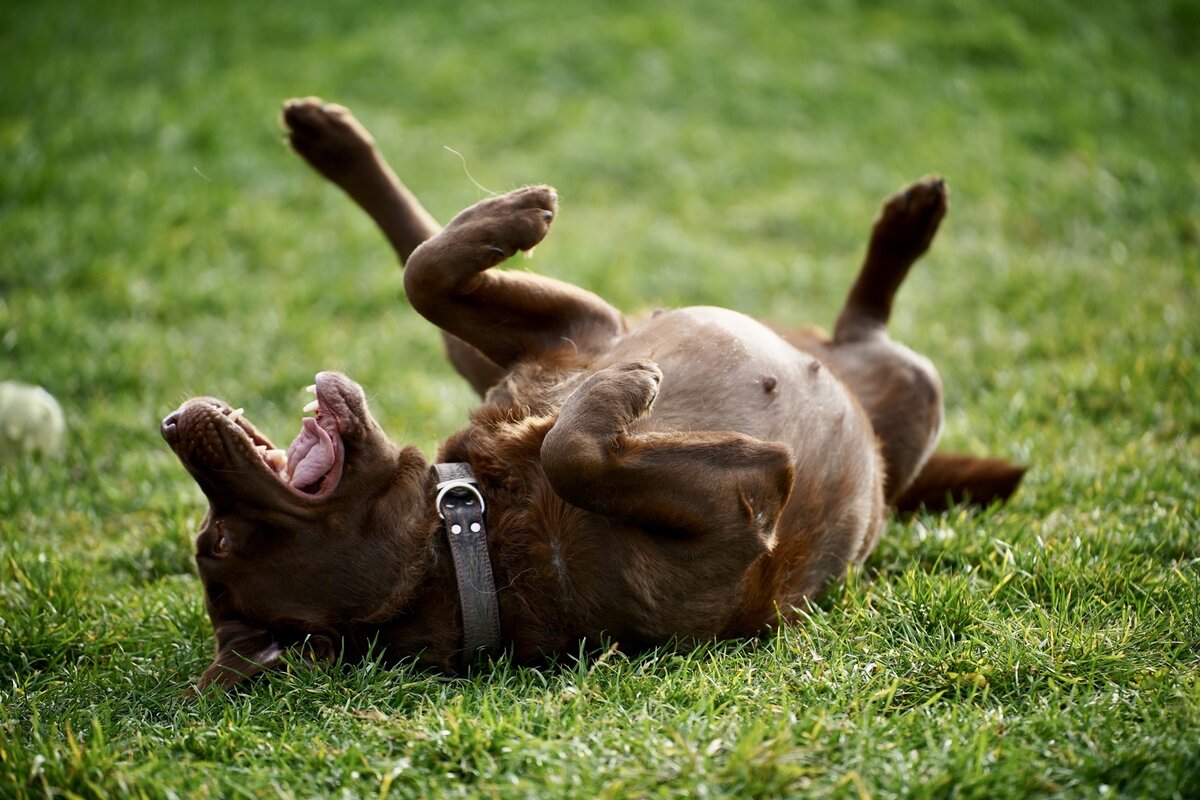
<box><xmin>197</xmin><ymin>619</ymin><xmax>285</xmax><ymax>691</ymax></box>
<box><xmin>893</xmin><ymin>453</ymin><xmax>1026</xmax><ymax>513</ymax></box>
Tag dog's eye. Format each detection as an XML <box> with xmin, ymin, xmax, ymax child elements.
<box><xmin>213</xmin><ymin>524</ymin><xmax>233</xmax><ymax>556</ymax></box>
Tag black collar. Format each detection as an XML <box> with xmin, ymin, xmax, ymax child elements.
<box><xmin>433</xmin><ymin>463</ymin><xmax>502</xmax><ymax>668</ymax></box>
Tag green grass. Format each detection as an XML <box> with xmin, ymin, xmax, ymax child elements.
<box><xmin>2</xmin><ymin>0</ymin><xmax>1198</xmax><ymax>796</ymax></box>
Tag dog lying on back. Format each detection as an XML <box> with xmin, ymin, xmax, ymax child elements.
<box><xmin>161</xmin><ymin>99</ymin><xmax>1024</xmax><ymax>690</ymax></box>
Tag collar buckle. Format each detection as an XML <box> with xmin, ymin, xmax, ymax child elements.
<box><xmin>435</xmin><ymin>478</ymin><xmax>486</xmax><ymax>520</ymax></box>
<box><xmin>433</xmin><ymin>462</ymin><xmax>502</xmax><ymax>668</ymax></box>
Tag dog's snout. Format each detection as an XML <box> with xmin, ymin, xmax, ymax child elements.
<box><xmin>161</xmin><ymin>410</ymin><xmax>181</xmax><ymax>443</ymax></box>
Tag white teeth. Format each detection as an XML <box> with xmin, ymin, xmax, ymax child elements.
<box><xmin>303</xmin><ymin>399</ymin><xmax>320</xmax><ymax>414</ymax></box>
<box><xmin>228</xmin><ymin>407</ymin><xmax>245</xmax><ymax>423</ymax></box>
<box><xmin>263</xmin><ymin>449</ymin><xmax>288</xmax><ymax>472</ymax></box>
<box><xmin>304</xmin><ymin>384</ymin><xmax>316</xmax><ymax>394</ymax></box>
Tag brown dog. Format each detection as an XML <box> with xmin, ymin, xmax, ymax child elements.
<box><xmin>161</xmin><ymin>99</ymin><xmax>1024</xmax><ymax>690</ymax></box>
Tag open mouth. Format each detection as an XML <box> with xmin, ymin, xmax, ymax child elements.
<box><xmin>162</xmin><ymin>372</ymin><xmax>349</xmax><ymax>499</ymax></box>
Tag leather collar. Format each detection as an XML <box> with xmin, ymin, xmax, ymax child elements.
<box><xmin>433</xmin><ymin>463</ymin><xmax>502</xmax><ymax>668</ymax></box>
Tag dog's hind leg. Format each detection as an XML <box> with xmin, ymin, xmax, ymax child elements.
<box><xmin>809</xmin><ymin>178</ymin><xmax>950</xmax><ymax>502</ymax></box>
<box><xmin>814</xmin><ymin>178</ymin><xmax>1023</xmax><ymax>507</ymax></box>
<box><xmin>404</xmin><ymin>187</ymin><xmax>626</xmax><ymax>370</ymax></box>
<box><xmin>282</xmin><ymin>98</ymin><xmax>504</xmax><ymax>394</ymax></box>
<box><xmin>833</xmin><ymin>177</ymin><xmax>948</xmax><ymax>342</ymax></box>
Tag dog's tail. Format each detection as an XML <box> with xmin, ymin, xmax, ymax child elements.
<box><xmin>893</xmin><ymin>452</ymin><xmax>1026</xmax><ymax>512</ymax></box>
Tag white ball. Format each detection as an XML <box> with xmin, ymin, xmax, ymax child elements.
<box><xmin>0</xmin><ymin>381</ymin><xmax>66</xmax><ymax>462</ymax></box>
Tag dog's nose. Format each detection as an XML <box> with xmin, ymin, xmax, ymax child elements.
<box><xmin>161</xmin><ymin>411</ymin><xmax>181</xmax><ymax>443</ymax></box>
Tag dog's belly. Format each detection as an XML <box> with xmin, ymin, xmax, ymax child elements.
<box><xmin>602</xmin><ymin>307</ymin><xmax>862</xmax><ymax>452</ymax></box>
<box><xmin>597</xmin><ymin>306</ymin><xmax>883</xmax><ymax>618</ymax></box>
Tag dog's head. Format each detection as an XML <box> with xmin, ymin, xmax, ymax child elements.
<box><xmin>162</xmin><ymin>371</ymin><xmax>431</xmax><ymax>689</ymax></box>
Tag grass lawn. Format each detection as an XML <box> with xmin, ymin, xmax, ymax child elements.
<box><xmin>2</xmin><ymin>0</ymin><xmax>1198</xmax><ymax>796</ymax></box>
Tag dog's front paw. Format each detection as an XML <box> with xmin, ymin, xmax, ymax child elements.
<box><xmin>445</xmin><ymin>186</ymin><xmax>559</xmax><ymax>267</ymax></box>
<box><xmin>283</xmin><ymin>97</ymin><xmax>378</xmax><ymax>181</ymax></box>
<box><xmin>873</xmin><ymin>176</ymin><xmax>949</xmax><ymax>262</ymax></box>
<box><xmin>611</xmin><ymin>360</ymin><xmax>663</xmax><ymax>420</ymax></box>
<box><xmin>558</xmin><ymin>360</ymin><xmax>662</xmax><ymax>438</ymax></box>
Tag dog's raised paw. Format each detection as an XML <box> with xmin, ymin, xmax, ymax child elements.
<box><xmin>873</xmin><ymin>176</ymin><xmax>949</xmax><ymax>261</ymax></box>
<box><xmin>282</xmin><ymin>97</ymin><xmax>377</xmax><ymax>180</ymax></box>
<box><xmin>448</xmin><ymin>185</ymin><xmax>559</xmax><ymax>265</ymax></box>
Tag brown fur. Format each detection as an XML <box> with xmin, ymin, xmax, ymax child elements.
<box><xmin>161</xmin><ymin>99</ymin><xmax>1024</xmax><ymax>690</ymax></box>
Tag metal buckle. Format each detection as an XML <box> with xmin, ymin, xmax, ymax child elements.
<box><xmin>435</xmin><ymin>478</ymin><xmax>486</xmax><ymax>520</ymax></box>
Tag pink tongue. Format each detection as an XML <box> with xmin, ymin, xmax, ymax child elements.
<box><xmin>286</xmin><ymin>417</ymin><xmax>334</xmax><ymax>489</ymax></box>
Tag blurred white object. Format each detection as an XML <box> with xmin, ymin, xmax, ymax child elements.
<box><xmin>0</xmin><ymin>381</ymin><xmax>66</xmax><ymax>462</ymax></box>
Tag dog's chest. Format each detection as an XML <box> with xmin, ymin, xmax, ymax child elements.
<box><xmin>484</xmin><ymin>479</ymin><xmax>758</xmax><ymax>646</ymax></box>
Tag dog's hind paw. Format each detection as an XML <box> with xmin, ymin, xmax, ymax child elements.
<box><xmin>282</xmin><ymin>97</ymin><xmax>378</xmax><ymax>182</ymax></box>
<box><xmin>873</xmin><ymin>176</ymin><xmax>949</xmax><ymax>263</ymax></box>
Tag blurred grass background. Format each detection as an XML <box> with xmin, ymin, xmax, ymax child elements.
<box><xmin>1</xmin><ymin>0</ymin><xmax>1198</xmax><ymax>797</ymax></box>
